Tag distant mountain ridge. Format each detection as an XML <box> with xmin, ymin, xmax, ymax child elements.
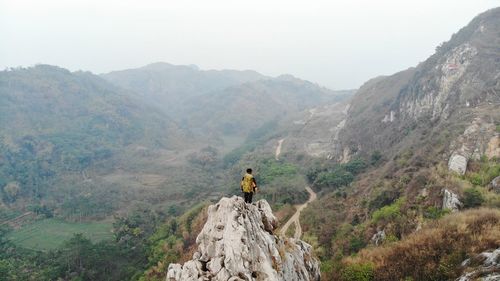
<box><xmin>101</xmin><ymin>62</ymin><xmax>268</xmax><ymax>109</ymax></box>
<box><xmin>102</xmin><ymin>62</ymin><xmax>352</xmax><ymax>138</ymax></box>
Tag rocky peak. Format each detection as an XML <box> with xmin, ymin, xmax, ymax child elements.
<box><xmin>166</xmin><ymin>196</ymin><xmax>320</xmax><ymax>281</ymax></box>
<box><xmin>331</xmin><ymin>8</ymin><xmax>500</xmax><ymax>163</ymax></box>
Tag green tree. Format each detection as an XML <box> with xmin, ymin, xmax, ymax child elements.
<box><xmin>462</xmin><ymin>188</ymin><xmax>484</xmax><ymax>208</ymax></box>
<box><xmin>341</xmin><ymin>263</ymin><xmax>374</xmax><ymax>281</ymax></box>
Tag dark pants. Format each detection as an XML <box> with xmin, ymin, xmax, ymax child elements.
<box><xmin>243</xmin><ymin>192</ymin><xmax>253</xmax><ymax>203</ymax></box>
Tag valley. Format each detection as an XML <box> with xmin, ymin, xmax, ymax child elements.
<box><xmin>0</xmin><ymin>6</ymin><xmax>499</xmax><ymax>281</ymax></box>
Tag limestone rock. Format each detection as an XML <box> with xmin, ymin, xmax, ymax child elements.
<box><xmin>167</xmin><ymin>196</ymin><xmax>320</xmax><ymax>281</ymax></box>
<box><xmin>371</xmin><ymin>230</ymin><xmax>386</xmax><ymax>246</ymax></box>
<box><xmin>448</xmin><ymin>153</ymin><xmax>468</xmax><ymax>175</ymax></box>
<box><xmin>442</xmin><ymin>189</ymin><xmax>462</xmax><ymax>212</ymax></box>
<box><xmin>447</xmin><ymin>119</ymin><xmax>498</xmax><ymax>175</ymax></box>
<box><xmin>490</xmin><ymin>176</ymin><xmax>500</xmax><ymax>193</ymax></box>
<box><xmin>457</xmin><ymin>248</ymin><xmax>500</xmax><ymax>281</ymax></box>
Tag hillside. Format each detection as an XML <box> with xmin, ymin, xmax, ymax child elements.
<box><xmin>338</xmin><ymin>7</ymin><xmax>500</xmax><ymax>162</ymax></box>
<box><xmin>183</xmin><ymin>75</ymin><xmax>350</xmax><ymax>137</ymax></box>
<box><xmin>0</xmin><ymin>65</ymin><xmax>192</xmax><ymax>217</ymax></box>
<box><xmin>289</xmin><ymin>8</ymin><xmax>500</xmax><ymax>281</ymax></box>
<box><xmin>101</xmin><ymin>62</ymin><xmax>267</xmax><ymax>113</ymax></box>
<box><xmin>1</xmin><ymin>7</ymin><xmax>499</xmax><ymax>281</ymax></box>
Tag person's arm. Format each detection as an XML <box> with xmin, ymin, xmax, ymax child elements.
<box><xmin>252</xmin><ymin>177</ymin><xmax>258</xmax><ymax>192</ymax></box>
<box><xmin>240</xmin><ymin>177</ymin><xmax>245</xmax><ymax>191</ymax></box>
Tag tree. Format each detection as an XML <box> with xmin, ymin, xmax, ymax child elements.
<box><xmin>462</xmin><ymin>188</ymin><xmax>484</xmax><ymax>208</ymax></box>
<box><xmin>370</xmin><ymin>151</ymin><xmax>382</xmax><ymax>165</ymax></box>
<box><xmin>3</xmin><ymin>182</ymin><xmax>20</xmax><ymax>202</ymax></box>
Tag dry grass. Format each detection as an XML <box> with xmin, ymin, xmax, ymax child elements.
<box><xmin>345</xmin><ymin>208</ymin><xmax>500</xmax><ymax>281</ymax></box>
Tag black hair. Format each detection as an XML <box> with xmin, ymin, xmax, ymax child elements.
<box><xmin>246</xmin><ymin>168</ymin><xmax>252</xmax><ymax>173</ymax></box>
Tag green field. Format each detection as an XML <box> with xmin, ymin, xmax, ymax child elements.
<box><xmin>7</xmin><ymin>218</ymin><xmax>113</xmax><ymax>251</ymax></box>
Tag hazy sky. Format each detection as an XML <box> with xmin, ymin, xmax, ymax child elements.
<box><xmin>1</xmin><ymin>0</ymin><xmax>498</xmax><ymax>89</ymax></box>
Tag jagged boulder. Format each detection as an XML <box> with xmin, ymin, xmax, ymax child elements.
<box><xmin>166</xmin><ymin>196</ymin><xmax>320</xmax><ymax>281</ymax></box>
<box><xmin>442</xmin><ymin>189</ymin><xmax>462</xmax><ymax>212</ymax></box>
<box><xmin>448</xmin><ymin>153</ymin><xmax>468</xmax><ymax>175</ymax></box>
<box><xmin>490</xmin><ymin>176</ymin><xmax>500</xmax><ymax>193</ymax></box>
<box><xmin>457</xmin><ymin>248</ymin><xmax>500</xmax><ymax>281</ymax></box>
<box><xmin>371</xmin><ymin>230</ymin><xmax>386</xmax><ymax>246</ymax></box>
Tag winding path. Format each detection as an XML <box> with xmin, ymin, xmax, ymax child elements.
<box><xmin>274</xmin><ymin>137</ymin><xmax>317</xmax><ymax>239</ymax></box>
<box><xmin>279</xmin><ymin>186</ymin><xmax>317</xmax><ymax>239</ymax></box>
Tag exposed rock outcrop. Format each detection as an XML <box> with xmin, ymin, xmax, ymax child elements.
<box><xmin>447</xmin><ymin>119</ymin><xmax>499</xmax><ymax>175</ymax></box>
<box><xmin>333</xmin><ymin>8</ymin><xmax>500</xmax><ymax>167</ymax></box>
<box><xmin>457</xmin><ymin>248</ymin><xmax>500</xmax><ymax>281</ymax></box>
<box><xmin>442</xmin><ymin>189</ymin><xmax>462</xmax><ymax>212</ymax></box>
<box><xmin>401</xmin><ymin>43</ymin><xmax>478</xmax><ymax>121</ymax></box>
<box><xmin>371</xmin><ymin>230</ymin><xmax>386</xmax><ymax>246</ymax></box>
<box><xmin>166</xmin><ymin>196</ymin><xmax>320</xmax><ymax>281</ymax></box>
<box><xmin>490</xmin><ymin>176</ymin><xmax>500</xmax><ymax>193</ymax></box>
<box><xmin>448</xmin><ymin>154</ymin><xmax>468</xmax><ymax>175</ymax></box>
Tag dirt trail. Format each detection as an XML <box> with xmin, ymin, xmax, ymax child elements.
<box><xmin>275</xmin><ymin>138</ymin><xmax>285</xmax><ymax>160</ymax></box>
<box><xmin>280</xmin><ymin>186</ymin><xmax>317</xmax><ymax>239</ymax></box>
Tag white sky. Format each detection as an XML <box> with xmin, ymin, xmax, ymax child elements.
<box><xmin>1</xmin><ymin>0</ymin><xmax>499</xmax><ymax>89</ymax></box>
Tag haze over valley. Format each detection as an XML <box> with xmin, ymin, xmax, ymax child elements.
<box><xmin>0</xmin><ymin>2</ymin><xmax>499</xmax><ymax>281</ymax></box>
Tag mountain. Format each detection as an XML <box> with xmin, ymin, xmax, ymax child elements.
<box><xmin>277</xmin><ymin>8</ymin><xmax>499</xmax><ymax>165</ymax></box>
<box><xmin>101</xmin><ymin>62</ymin><xmax>267</xmax><ymax>111</ymax></box>
<box><xmin>338</xmin><ymin>7</ymin><xmax>499</xmax><ymax>164</ymax></box>
<box><xmin>183</xmin><ymin>75</ymin><xmax>351</xmax><ymax>137</ymax></box>
<box><xmin>280</xmin><ymin>8</ymin><xmax>500</xmax><ymax>280</ymax></box>
<box><xmin>0</xmin><ymin>65</ymin><xmax>189</xmax><ymax>216</ymax></box>
<box><xmin>103</xmin><ymin>62</ymin><xmax>353</xmax><ymax>142</ymax></box>
<box><xmin>166</xmin><ymin>196</ymin><xmax>320</xmax><ymax>281</ymax></box>
<box><xmin>2</xmin><ymin>7</ymin><xmax>498</xmax><ymax>281</ymax></box>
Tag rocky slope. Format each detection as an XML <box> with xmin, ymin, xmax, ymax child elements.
<box><xmin>281</xmin><ymin>8</ymin><xmax>499</xmax><ymax>168</ymax></box>
<box><xmin>166</xmin><ymin>196</ymin><xmax>320</xmax><ymax>281</ymax></box>
<box><xmin>337</xmin><ymin>7</ymin><xmax>500</xmax><ymax>167</ymax></box>
<box><xmin>279</xmin><ymin>8</ymin><xmax>499</xmax><ymax>281</ymax></box>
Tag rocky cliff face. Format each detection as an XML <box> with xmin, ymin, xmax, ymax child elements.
<box><xmin>335</xmin><ymin>8</ymin><xmax>500</xmax><ymax>171</ymax></box>
<box><xmin>166</xmin><ymin>196</ymin><xmax>320</xmax><ymax>281</ymax></box>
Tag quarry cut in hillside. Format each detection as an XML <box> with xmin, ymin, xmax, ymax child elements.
<box><xmin>166</xmin><ymin>196</ymin><xmax>320</xmax><ymax>281</ymax></box>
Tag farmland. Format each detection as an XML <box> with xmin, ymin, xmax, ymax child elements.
<box><xmin>7</xmin><ymin>218</ymin><xmax>113</xmax><ymax>251</ymax></box>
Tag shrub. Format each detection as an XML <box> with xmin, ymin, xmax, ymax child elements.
<box><xmin>424</xmin><ymin>206</ymin><xmax>450</xmax><ymax>220</ymax></box>
<box><xmin>349</xmin><ymin>236</ymin><xmax>366</xmax><ymax>253</ymax></box>
<box><xmin>258</xmin><ymin>159</ymin><xmax>297</xmax><ymax>185</ymax></box>
<box><xmin>341</xmin><ymin>262</ymin><xmax>374</xmax><ymax>281</ymax></box>
<box><xmin>314</xmin><ymin>170</ymin><xmax>354</xmax><ymax>190</ymax></box>
<box><xmin>372</xmin><ymin>198</ymin><xmax>405</xmax><ymax>223</ymax></box>
<box><xmin>467</xmin><ymin>173</ymin><xmax>483</xmax><ymax>186</ymax></box>
<box><xmin>343</xmin><ymin>158</ymin><xmax>367</xmax><ymax>175</ymax></box>
<box><xmin>368</xmin><ymin>190</ymin><xmax>400</xmax><ymax>210</ymax></box>
<box><xmin>462</xmin><ymin>188</ymin><xmax>484</xmax><ymax>208</ymax></box>
<box><xmin>370</xmin><ymin>151</ymin><xmax>382</xmax><ymax>165</ymax></box>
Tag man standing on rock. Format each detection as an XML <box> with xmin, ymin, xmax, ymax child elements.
<box><xmin>241</xmin><ymin>168</ymin><xmax>258</xmax><ymax>203</ymax></box>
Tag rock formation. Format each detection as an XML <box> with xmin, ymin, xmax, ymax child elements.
<box><xmin>442</xmin><ymin>189</ymin><xmax>463</xmax><ymax>212</ymax></box>
<box><xmin>447</xmin><ymin>118</ymin><xmax>499</xmax><ymax>175</ymax></box>
<box><xmin>371</xmin><ymin>230</ymin><xmax>386</xmax><ymax>246</ymax></box>
<box><xmin>166</xmin><ymin>196</ymin><xmax>320</xmax><ymax>281</ymax></box>
<box><xmin>490</xmin><ymin>176</ymin><xmax>500</xmax><ymax>193</ymax></box>
<box><xmin>457</xmin><ymin>248</ymin><xmax>500</xmax><ymax>281</ymax></box>
<box><xmin>448</xmin><ymin>154</ymin><xmax>468</xmax><ymax>175</ymax></box>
